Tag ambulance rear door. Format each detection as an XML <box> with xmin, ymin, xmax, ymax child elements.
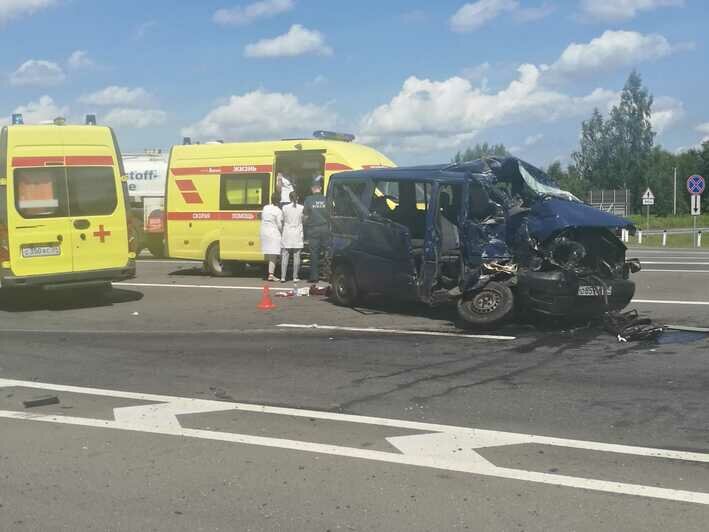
<box><xmin>7</xmin><ymin>132</ymin><xmax>74</xmax><ymax>277</ymax></box>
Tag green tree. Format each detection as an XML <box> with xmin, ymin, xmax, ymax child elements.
<box><xmin>572</xmin><ymin>109</ymin><xmax>612</xmax><ymax>188</ymax></box>
<box><xmin>572</xmin><ymin>71</ymin><xmax>656</xmax><ymax>212</ymax></box>
<box><xmin>546</xmin><ymin>161</ymin><xmax>588</xmax><ymax>200</ymax></box>
<box><xmin>453</xmin><ymin>142</ymin><xmax>509</xmax><ymax>163</ymax></box>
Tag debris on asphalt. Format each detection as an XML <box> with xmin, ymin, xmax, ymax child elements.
<box><xmin>309</xmin><ymin>285</ymin><xmax>331</xmax><ymax>296</ymax></box>
<box><xmin>23</xmin><ymin>395</ymin><xmax>60</xmax><ymax>408</ymax></box>
<box><xmin>132</xmin><ymin>312</ymin><xmax>140</xmax><ymax>316</ymax></box>
<box><xmin>603</xmin><ymin>309</ymin><xmax>664</xmax><ymax>342</ymax></box>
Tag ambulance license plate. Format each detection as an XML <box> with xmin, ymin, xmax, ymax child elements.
<box><xmin>21</xmin><ymin>244</ymin><xmax>61</xmax><ymax>258</ymax></box>
<box><xmin>577</xmin><ymin>285</ymin><xmax>613</xmax><ymax>296</ymax></box>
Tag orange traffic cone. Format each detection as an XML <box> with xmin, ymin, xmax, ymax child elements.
<box><xmin>257</xmin><ymin>285</ymin><xmax>276</xmax><ymax>310</ymax></box>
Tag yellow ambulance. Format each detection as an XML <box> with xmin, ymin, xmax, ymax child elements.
<box><xmin>0</xmin><ymin>117</ymin><xmax>136</xmax><ymax>294</ymax></box>
<box><xmin>165</xmin><ymin>131</ymin><xmax>395</xmax><ymax>275</ymax></box>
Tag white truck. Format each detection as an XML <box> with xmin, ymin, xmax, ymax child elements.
<box><xmin>122</xmin><ymin>150</ymin><xmax>168</xmax><ymax>257</ymax></box>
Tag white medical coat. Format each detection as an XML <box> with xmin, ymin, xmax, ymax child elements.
<box><xmin>281</xmin><ymin>203</ymin><xmax>304</xmax><ymax>249</ymax></box>
<box><xmin>260</xmin><ymin>204</ymin><xmax>283</xmax><ymax>255</ymax></box>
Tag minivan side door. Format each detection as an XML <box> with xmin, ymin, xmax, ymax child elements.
<box><xmin>356</xmin><ymin>180</ymin><xmax>417</xmax><ymax>295</ymax></box>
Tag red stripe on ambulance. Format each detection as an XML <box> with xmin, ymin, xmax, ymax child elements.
<box><xmin>325</xmin><ymin>163</ymin><xmax>352</xmax><ymax>171</ymax></box>
<box><xmin>12</xmin><ymin>155</ymin><xmax>114</xmax><ymax>167</ymax></box>
<box><xmin>167</xmin><ymin>211</ymin><xmax>261</xmax><ymax>221</ymax></box>
<box><xmin>171</xmin><ymin>165</ymin><xmax>273</xmax><ymax>176</ymax></box>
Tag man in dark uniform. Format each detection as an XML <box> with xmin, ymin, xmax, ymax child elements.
<box><xmin>304</xmin><ymin>177</ymin><xmax>328</xmax><ymax>283</ymax></box>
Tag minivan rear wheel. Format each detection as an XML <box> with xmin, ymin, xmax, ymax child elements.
<box><xmin>331</xmin><ymin>265</ymin><xmax>359</xmax><ymax>307</ymax></box>
<box><xmin>457</xmin><ymin>281</ymin><xmax>513</xmax><ymax>327</ymax></box>
<box><xmin>205</xmin><ymin>243</ymin><xmax>230</xmax><ymax>277</ymax></box>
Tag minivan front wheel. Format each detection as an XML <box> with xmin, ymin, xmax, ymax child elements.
<box><xmin>331</xmin><ymin>265</ymin><xmax>359</xmax><ymax>307</ymax></box>
<box><xmin>457</xmin><ymin>281</ymin><xmax>513</xmax><ymax>327</ymax></box>
<box><xmin>205</xmin><ymin>243</ymin><xmax>230</xmax><ymax>277</ymax></box>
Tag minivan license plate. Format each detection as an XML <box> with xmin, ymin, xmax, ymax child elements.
<box><xmin>578</xmin><ymin>286</ymin><xmax>613</xmax><ymax>297</ymax></box>
<box><xmin>21</xmin><ymin>245</ymin><xmax>61</xmax><ymax>258</ymax></box>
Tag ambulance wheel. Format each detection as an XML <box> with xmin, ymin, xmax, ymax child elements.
<box><xmin>205</xmin><ymin>243</ymin><xmax>230</xmax><ymax>277</ymax></box>
<box><xmin>331</xmin><ymin>265</ymin><xmax>359</xmax><ymax>307</ymax></box>
<box><xmin>457</xmin><ymin>282</ymin><xmax>513</xmax><ymax>327</ymax></box>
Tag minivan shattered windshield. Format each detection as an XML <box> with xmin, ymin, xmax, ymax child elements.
<box><xmin>517</xmin><ymin>160</ymin><xmax>581</xmax><ymax>203</ymax></box>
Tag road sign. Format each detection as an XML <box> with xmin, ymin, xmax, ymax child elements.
<box><xmin>687</xmin><ymin>175</ymin><xmax>705</xmax><ymax>195</ymax></box>
<box><xmin>642</xmin><ymin>188</ymin><xmax>655</xmax><ymax>206</ymax></box>
<box><xmin>691</xmin><ymin>194</ymin><xmax>701</xmax><ymax>216</ymax></box>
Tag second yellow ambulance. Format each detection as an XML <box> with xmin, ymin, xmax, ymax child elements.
<box><xmin>165</xmin><ymin>131</ymin><xmax>395</xmax><ymax>275</ymax></box>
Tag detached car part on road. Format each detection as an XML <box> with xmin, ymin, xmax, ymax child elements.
<box><xmin>326</xmin><ymin>157</ymin><xmax>640</xmax><ymax>327</ymax></box>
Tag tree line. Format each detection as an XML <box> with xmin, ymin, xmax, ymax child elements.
<box><xmin>452</xmin><ymin>71</ymin><xmax>709</xmax><ymax>216</ymax></box>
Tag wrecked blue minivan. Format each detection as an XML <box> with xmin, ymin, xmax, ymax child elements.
<box><xmin>325</xmin><ymin>157</ymin><xmax>640</xmax><ymax>327</ymax></box>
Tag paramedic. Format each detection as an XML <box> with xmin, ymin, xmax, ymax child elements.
<box><xmin>260</xmin><ymin>192</ymin><xmax>283</xmax><ymax>282</ymax></box>
<box><xmin>281</xmin><ymin>191</ymin><xmax>304</xmax><ymax>282</ymax></box>
<box><xmin>277</xmin><ymin>172</ymin><xmax>295</xmax><ymax>206</ymax></box>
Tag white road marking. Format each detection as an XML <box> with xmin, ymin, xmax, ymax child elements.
<box><xmin>277</xmin><ymin>323</ymin><xmax>515</xmax><ymax>341</ymax></box>
<box><xmin>633</xmin><ymin>299</ymin><xmax>709</xmax><ymax>306</ymax></box>
<box><xmin>0</xmin><ymin>378</ymin><xmax>707</xmax><ymax>505</ymax></box>
<box><xmin>640</xmin><ymin>262</ymin><xmax>709</xmax><ymax>265</ymax></box>
<box><xmin>640</xmin><ymin>269</ymin><xmax>709</xmax><ymax>273</ymax></box>
<box><xmin>119</xmin><ymin>282</ymin><xmax>262</xmax><ymax>291</ymax></box>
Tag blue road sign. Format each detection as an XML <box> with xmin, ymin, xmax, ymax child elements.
<box><xmin>687</xmin><ymin>175</ymin><xmax>705</xmax><ymax>195</ymax></box>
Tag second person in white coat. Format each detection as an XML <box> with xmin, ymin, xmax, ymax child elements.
<box><xmin>281</xmin><ymin>191</ymin><xmax>304</xmax><ymax>282</ymax></box>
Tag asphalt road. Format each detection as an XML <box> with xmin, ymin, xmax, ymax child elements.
<box><xmin>1</xmin><ymin>249</ymin><xmax>709</xmax><ymax>531</ymax></box>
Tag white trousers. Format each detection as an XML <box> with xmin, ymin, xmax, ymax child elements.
<box><xmin>281</xmin><ymin>248</ymin><xmax>301</xmax><ymax>281</ymax></box>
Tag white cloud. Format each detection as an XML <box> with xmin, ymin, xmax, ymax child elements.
<box><xmin>79</xmin><ymin>86</ymin><xmax>152</xmax><ymax>107</ymax></box>
<box><xmin>182</xmin><ymin>90</ymin><xmax>335</xmax><ymax>140</ymax></box>
<box><xmin>360</xmin><ymin>65</ymin><xmax>618</xmax><ymax>153</ymax></box>
<box><xmin>695</xmin><ymin>123</ymin><xmax>709</xmax><ymax>135</ymax></box>
<box><xmin>580</xmin><ymin>0</ymin><xmax>684</xmax><ymax>22</ymax></box>
<box><xmin>651</xmin><ymin>96</ymin><xmax>684</xmax><ymax>136</ymax></box>
<box><xmin>9</xmin><ymin>59</ymin><xmax>66</xmax><ymax>87</ymax></box>
<box><xmin>245</xmin><ymin>24</ymin><xmax>332</xmax><ymax>58</ymax></box>
<box><xmin>450</xmin><ymin>0</ymin><xmax>518</xmax><ymax>32</ymax></box>
<box><xmin>67</xmin><ymin>50</ymin><xmax>94</xmax><ymax>69</ymax></box>
<box><xmin>13</xmin><ymin>95</ymin><xmax>68</xmax><ymax>124</ymax></box>
<box><xmin>103</xmin><ymin>108</ymin><xmax>167</xmax><ymax>129</ymax></box>
<box><xmin>547</xmin><ymin>30</ymin><xmax>687</xmax><ymax>77</ymax></box>
<box><xmin>516</xmin><ymin>2</ymin><xmax>556</xmax><ymax>22</ymax></box>
<box><xmin>214</xmin><ymin>0</ymin><xmax>294</xmax><ymax>26</ymax></box>
<box><xmin>0</xmin><ymin>0</ymin><xmax>55</xmax><ymax>24</ymax></box>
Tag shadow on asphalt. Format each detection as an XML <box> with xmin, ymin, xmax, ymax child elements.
<box><xmin>0</xmin><ymin>287</ymin><xmax>143</xmax><ymax>312</ymax></box>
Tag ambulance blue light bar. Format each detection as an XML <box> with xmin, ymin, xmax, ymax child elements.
<box><xmin>313</xmin><ymin>131</ymin><xmax>355</xmax><ymax>142</ymax></box>
<box><xmin>11</xmin><ymin>113</ymin><xmax>23</xmax><ymax>125</ymax></box>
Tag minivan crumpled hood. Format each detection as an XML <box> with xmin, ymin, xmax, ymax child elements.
<box><xmin>526</xmin><ymin>197</ymin><xmax>635</xmax><ymax>242</ymax></box>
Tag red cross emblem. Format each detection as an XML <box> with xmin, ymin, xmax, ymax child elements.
<box><xmin>93</xmin><ymin>224</ymin><xmax>112</xmax><ymax>243</ymax></box>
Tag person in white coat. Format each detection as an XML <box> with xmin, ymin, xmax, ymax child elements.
<box><xmin>260</xmin><ymin>192</ymin><xmax>283</xmax><ymax>282</ymax></box>
<box><xmin>281</xmin><ymin>191</ymin><xmax>304</xmax><ymax>282</ymax></box>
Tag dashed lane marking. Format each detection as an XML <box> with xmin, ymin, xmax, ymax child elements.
<box><xmin>0</xmin><ymin>378</ymin><xmax>707</xmax><ymax>505</ymax></box>
<box><xmin>277</xmin><ymin>323</ymin><xmax>516</xmax><ymax>341</ymax></box>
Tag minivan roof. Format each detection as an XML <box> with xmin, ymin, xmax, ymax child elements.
<box><xmin>329</xmin><ymin>164</ymin><xmax>469</xmax><ymax>183</ymax></box>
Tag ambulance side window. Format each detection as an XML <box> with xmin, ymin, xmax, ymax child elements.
<box><xmin>67</xmin><ymin>167</ymin><xmax>118</xmax><ymax>216</ymax></box>
<box><xmin>14</xmin><ymin>167</ymin><xmax>68</xmax><ymax>219</ymax></box>
<box><xmin>220</xmin><ymin>173</ymin><xmax>269</xmax><ymax>210</ymax></box>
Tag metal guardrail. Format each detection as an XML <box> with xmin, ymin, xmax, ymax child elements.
<box><xmin>621</xmin><ymin>228</ymin><xmax>706</xmax><ymax>247</ymax></box>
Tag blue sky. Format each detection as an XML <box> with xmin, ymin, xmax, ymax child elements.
<box><xmin>1</xmin><ymin>0</ymin><xmax>707</xmax><ymax>166</ymax></box>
